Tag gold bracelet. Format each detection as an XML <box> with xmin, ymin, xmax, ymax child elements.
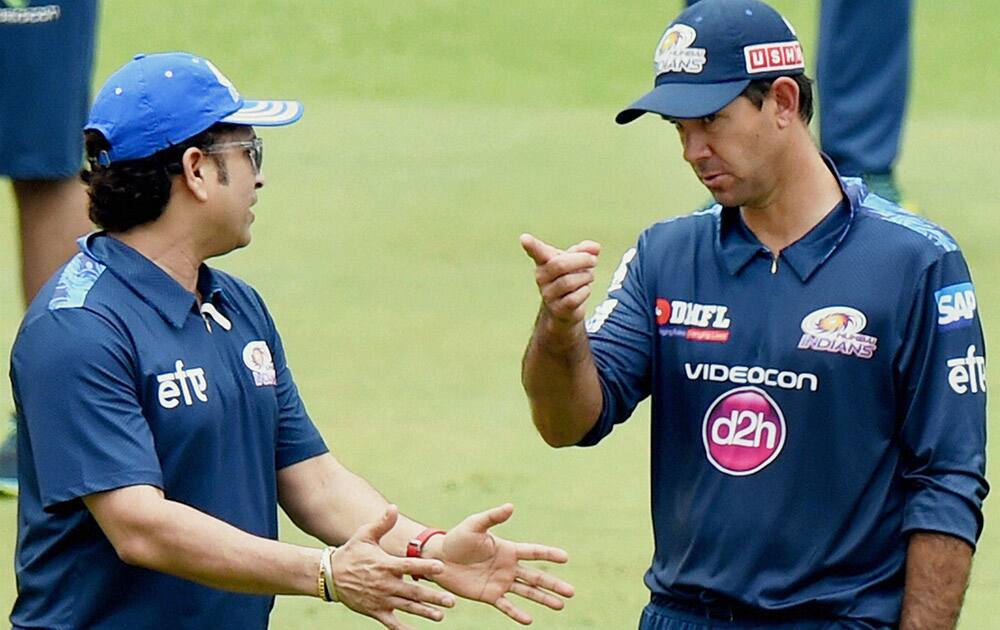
<box><xmin>317</xmin><ymin>551</ymin><xmax>332</xmax><ymax>602</ymax></box>
<box><xmin>320</xmin><ymin>546</ymin><xmax>339</xmax><ymax>603</ymax></box>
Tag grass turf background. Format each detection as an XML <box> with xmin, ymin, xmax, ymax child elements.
<box><xmin>0</xmin><ymin>1</ymin><xmax>997</xmax><ymax>627</ymax></box>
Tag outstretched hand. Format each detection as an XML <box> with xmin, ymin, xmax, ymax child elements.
<box><xmin>432</xmin><ymin>503</ymin><xmax>574</xmax><ymax>625</ymax></box>
<box><xmin>520</xmin><ymin>233</ymin><xmax>601</xmax><ymax>328</ymax></box>
<box><xmin>332</xmin><ymin>505</ymin><xmax>456</xmax><ymax>630</ymax></box>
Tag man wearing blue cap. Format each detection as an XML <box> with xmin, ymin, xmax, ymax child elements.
<box><xmin>10</xmin><ymin>52</ymin><xmax>574</xmax><ymax>630</ymax></box>
<box><xmin>520</xmin><ymin>1</ymin><xmax>986</xmax><ymax>629</ymax></box>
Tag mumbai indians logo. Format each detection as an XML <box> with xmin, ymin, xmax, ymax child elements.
<box><xmin>654</xmin><ymin>24</ymin><xmax>706</xmax><ymax>75</ymax></box>
<box><xmin>797</xmin><ymin>306</ymin><xmax>878</xmax><ymax>359</ymax></box>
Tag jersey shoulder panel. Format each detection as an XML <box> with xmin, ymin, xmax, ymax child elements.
<box><xmin>854</xmin><ymin>193</ymin><xmax>959</xmax><ymax>258</ymax></box>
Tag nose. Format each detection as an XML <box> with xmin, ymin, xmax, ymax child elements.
<box><xmin>682</xmin><ymin>127</ymin><xmax>712</xmax><ymax>164</ymax></box>
<box><xmin>254</xmin><ymin>171</ymin><xmax>265</xmax><ymax>189</ymax></box>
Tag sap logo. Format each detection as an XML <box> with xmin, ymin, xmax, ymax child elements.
<box><xmin>156</xmin><ymin>360</ymin><xmax>209</xmax><ymax>409</ymax></box>
<box><xmin>685</xmin><ymin>363</ymin><xmax>818</xmax><ymax>392</ymax></box>
<box><xmin>702</xmin><ymin>386</ymin><xmax>786</xmax><ymax>476</ymax></box>
<box><xmin>936</xmin><ymin>283</ymin><xmax>977</xmax><ymax>330</ymax></box>
<box><xmin>947</xmin><ymin>345</ymin><xmax>986</xmax><ymax>395</ymax></box>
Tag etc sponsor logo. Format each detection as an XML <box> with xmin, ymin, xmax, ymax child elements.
<box><xmin>656</xmin><ymin>298</ymin><xmax>731</xmax><ymax>343</ymax></box>
<box><xmin>685</xmin><ymin>363</ymin><xmax>818</xmax><ymax>392</ymax></box>
<box><xmin>797</xmin><ymin>306</ymin><xmax>878</xmax><ymax>359</ymax></box>
<box><xmin>936</xmin><ymin>283</ymin><xmax>977</xmax><ymax>331</ymax></box>
<box><xmin>703</xmin><ymin>386</ymin><xmax>786</xmax><ymax>476</ymax></box>
<box><xmin>947</xmin><ymin>345</ymin><xmax>986</xmax><ymax>395</ymax></box>
<box><xmin>654</xmin><ymin>24</ymin><xmax>706</xmax><ymax>75</ymax></box>
<box><xmin>156</xmin><ymin>360</ymin><xmax>209</xmax><ymax>409</ymax></box>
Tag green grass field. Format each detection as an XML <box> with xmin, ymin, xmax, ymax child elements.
<box><xmin>1</xmin><ymin>1</ymin><xmax>998</xmax><ymax>627</ymax></box>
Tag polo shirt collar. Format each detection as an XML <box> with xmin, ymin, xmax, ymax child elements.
<box><xmin>717</xmin><ymin>154</ymin><xmax>858</xmax><ymax>282</ymax></box>
<box><xmin>79</xmin><ymin>233</ymin><xmax>237</xmax><ymax>329</ymax></box>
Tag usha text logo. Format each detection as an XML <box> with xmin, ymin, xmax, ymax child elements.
<box><xmin>156</xmin><ymin>360</ymin><xmax>209</xmax><ymax>409</ymax></box>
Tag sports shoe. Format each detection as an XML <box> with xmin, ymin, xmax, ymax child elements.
<box><xmin>0</xmin><ymin>418</ymin><xmax>19</xmax><ymax>497</ymax></box>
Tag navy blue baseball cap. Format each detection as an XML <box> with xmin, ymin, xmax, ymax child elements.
<box><xmin>85</xmin><ymin>52</ymin><xmax>304</xmax><ymax>163</ymax></box>
<box><xmin>616</xmin><ymin>0</ymin><xmax>804</xmax><ymax>124</ymax></box>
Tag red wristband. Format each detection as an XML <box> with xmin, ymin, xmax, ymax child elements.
<box><xmin>407</xmin><ymin>528</ymin><xmax>446</xmax><ymax>580</ymax></box>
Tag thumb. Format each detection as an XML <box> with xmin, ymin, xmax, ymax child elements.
<box><xmin>461</xmin><ymin>503</ymin><xmax>514</xmax><ymax>534</ymax></box>
<box><xmin>520</xmin><ymin>233</ymin><xmax>562</xmax><ymax>265</ymax></box>
<box><xmin>358</xmin><ymin>504</ymin><xmax>399</xmax><ymax>544</ymax></box>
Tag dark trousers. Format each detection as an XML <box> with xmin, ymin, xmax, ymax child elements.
<box><xmin>684</xmin><ymin>0</ymin><xmax>911</xmax><ymax>176</ymax></box>
<box><xmin>639</xmin><ymin>596</ymin><xmax>894</xmax><ymax>630</ymax></box>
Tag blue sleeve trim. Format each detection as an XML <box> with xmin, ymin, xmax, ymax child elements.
<box><xmin>276</xmin><ymin>443</ymin><xmax>329</xmax><ymax>472</ymax></box>
<box><xmin>42</xmin><ymin>469</ymin><xmax>163</xmax><ymax>512</ymax></box>
<box><xmin>48</xmin><ymin>253</ymin><xmax>107</xmax><ymax>310</ymax></box>
<box><xmin>902</xmin><ymin>486</ymin><xmax>984</xmax><ymax>550</ymax></box>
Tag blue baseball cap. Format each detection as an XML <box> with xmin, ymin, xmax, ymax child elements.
<box><xmin>85</xmin><ymin>52</ymin><xmax>304</xmax><ymax>163</ymax></box>
<box><xmin>616</xmin><ymin>0</ymin><xmax>804</xmax><ymax>124</ymax></box>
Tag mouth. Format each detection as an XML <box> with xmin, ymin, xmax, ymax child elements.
<box><xmin>699</xmin><ymin>172</ymin><xmax>727</xmax><ymax>188</ymax></box>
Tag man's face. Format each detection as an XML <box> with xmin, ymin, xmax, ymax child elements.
<box><xmin>669</xmin><ymin>94</ymin><xmax>778</xmax><ymax>208</ymax></box>
<box><xmin>201</xmin><ymin>127</ymin><xmax>265</xmax><ymax>256</ymax></box>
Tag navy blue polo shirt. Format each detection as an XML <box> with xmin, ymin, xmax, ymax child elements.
<box><xmin>10</xmin><ymin>234</ymin><xmax>328</xmax><ymax>630</ymax></box>
<box><xmin>583</xmin><ymin>173</ymin><xmax>988</xmax><ymax>625</ymax></box>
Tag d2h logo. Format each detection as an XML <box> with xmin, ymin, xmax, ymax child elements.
<box><xmin>702</xmin><ymin>386</ymin><xmax>786</xmax><ymax>476</ymax></box>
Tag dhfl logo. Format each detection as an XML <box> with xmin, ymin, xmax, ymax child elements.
<box><xmin>743</xmin><ymin>41</ymin><xmax>804</xmax><ymax>74</ymax></box>
<box><xmin>702</xmin><ymin>386</ymin><xmax>786</xmax><ymax>476</ymax></box>
<box><xmin>656</xmin><ymin>298</ymin><xmax>731</xmax><ymax>343</ymax></box>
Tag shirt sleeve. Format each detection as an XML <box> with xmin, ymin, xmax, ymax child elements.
<box><xmin>253</xmin><ymin>292</ymin><xmax>329</xmax><ymax>470</ymax></box>
<box><xmin>895</xmin><ymin>250</ymin><xmax>989</xmax><ymax>548</ymax></box>
<box><xmin>10</xmin><ymin>310</ymin><xmax>163</xmax><ymax>511</ymax></box>
<box><xmin>578</xmin><ymin>234</ymin><xmax>653</xmax><ymax>446</ymax></box>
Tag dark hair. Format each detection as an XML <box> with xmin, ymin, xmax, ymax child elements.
<box><xmin>80</xmin><ymin>122</ymin><xmax>240</xmax><ymax>232</ymax></box>
<box><xmin>741</xmin><ymin>74</ymin><xmax>814</xmax><ymax>124</ymax></box>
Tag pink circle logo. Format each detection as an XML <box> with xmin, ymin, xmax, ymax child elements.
<box><xmin>702</xmin><ymin>386</ymin><xmax>786</xmax><ymax>476</ymax></box>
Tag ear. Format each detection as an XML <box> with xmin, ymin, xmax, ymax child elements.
<box><xmin>768</xmin><ymin>77</ymin><xmax>801</xmax><ymax>129</ymax></box>
<box><xmin>180</xmin><ymin>147</ymin><xmax>211</xmax><ymax>202</ymax></box>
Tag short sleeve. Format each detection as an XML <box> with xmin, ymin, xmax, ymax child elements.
<box><xmin>11</xmin><ymin>310</ymin><xmax>163</xmax><ymax>510</ymax></box>
<box><xmin>895</xmin><ymin>250</ymin><xmax>989</xmax><ymax>547</ymax></box>
<box><xmin>579</xmin><ymin>234</ymin><xmax>653</xmax><ymax>446</ymax></box>
<box><xmin>251</xmin><ymin>292</ymin><xmax>329</xmax><ymax>470</ymax></box>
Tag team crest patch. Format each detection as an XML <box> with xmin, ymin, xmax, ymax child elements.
<box><xmin>242</xmin><ymin>341</ymin><xmax>276</xmax><ymax>386</ymax></box>
<box><xmin>654</xmin><ymin>24</ymin><xmax>707</xmax><ymax>75</ymax></box>
<box><xmin>797</xmin><ymin>306</ymin><xmax>878</xmax><ymax>359</ymax></box>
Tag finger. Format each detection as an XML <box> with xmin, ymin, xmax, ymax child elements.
<box><xmin>359</xmin><ymin>505</ymin><xmax>400</xmax><ymax>544</ymax></box>
<box><xmin>495</xmin><ymin>595</ymin><xmax>533</xmax><ymax>626</ymax></box>
<box><xmin>520</xmin><ymin>233</ymin><xmax>562</xmax><ymax>265</ymax></box>
<box><xmin>461</xmin><ymin>503</ymin><xmax>514</xmax><ymax>534</ymax></box>
<box><xmin>384</xmin><ymin>596</ymin><xmax>447</xmax><ymax>622</ymax></box>
<box><xmin>515</xmin><ymin>543</ymin><xmax>569</xmax><ymax>564</ymax></box>
<box><xmin>567</xmin><ymin>240</ymin><xmax>602</xmax><ymax>256</ymax></box>
<box><xmin>389</xmin><ymin>557</ymin><xmax>446</xmax><ymax>578</ymax></box>
<box><xmin>510</xmin><ymin>581</ymin><xmax>565</xmax><ymax>610</ymax></box>
<box><xmin>375</xmin><ymin>611</ymin><xmax>416</xmax><ymax>630</ymax></box>
<box><xmin>515</xmin><ymin>567</ymin><xmax>575</xmax><ymax>598</ymax></box>
<box><xmin>535</xmin><ymin>252</ymin><xmax>599</xmax><ymax>285</ymax></box>
<box><xmin>390</xmin><ymin>581</ymin><xmax>456</xmax><ymax>608</ymax></box>
<box><xmin>540</xmin><ymin>270</ymin><xmax>595</xmax><ymax>304</ymax></box>
<box><xmin>549</xmin><ymin>285</ymin><xmax>591</xmax><ymax>320</ymax></box>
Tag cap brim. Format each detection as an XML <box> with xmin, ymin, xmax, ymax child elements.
<box><xmin>615</xmin><ymin>79</ymin><xmax>750</xmax><ymax>124</ymax></box>
<box><xmin>220</xmin><ymin>99</ymin><xmax>304</xmax><ymax>126</ymax></box>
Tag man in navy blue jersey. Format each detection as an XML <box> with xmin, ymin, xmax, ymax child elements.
<box><xmin>520</xmin><ymin>1</ymin><xmax>986</xmax><ymax>629</ymax></box>
<box><xmin>10</xmin><ymin>52</ymin><xmax>574</xmax><ymax>630</ymax></box>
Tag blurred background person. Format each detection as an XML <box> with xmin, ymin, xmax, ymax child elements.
<box><xmin>0</xmin><ymin>0</ymin><xmax>98</xmax><ymax>495</ymax></box>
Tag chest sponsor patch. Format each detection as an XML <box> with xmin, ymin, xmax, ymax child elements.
<box><xmin>935</xmin><ymin>283</ymin><xmax>977</xmax><ymax>331</ymax></box>
<box><xmin>243</xmin><ymin>341</ymin><xmax>277</xmax><ymax>387</ymax></box>
<box><xmin>656</xmin><ymin>298</ymin><xmax>731</xmax><ymax>343</ymax></box>
<box><xmin>797</xmin><ymin>306</ymin><xmax>877</xmax><ymax>359</ymax></box>
<box><xmin>703</xmin><ymin>386</ymin><xmax>786</xmax><ymax>476</ymax></box>
<box><xmin>156</xmin><ymin>360</ymin><xmax>209</xmax><ymax>409</ymax></box>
